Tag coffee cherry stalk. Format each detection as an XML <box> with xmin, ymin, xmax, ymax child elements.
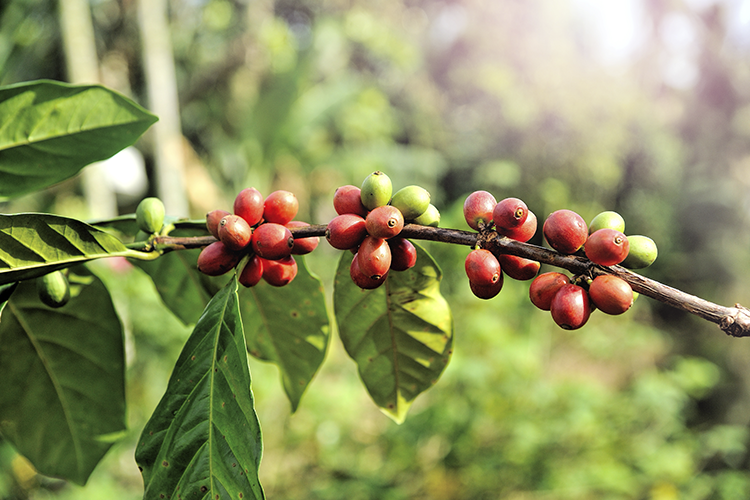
<box><xmin>140</xmin><ymin>171</ymin><xmax>750</xmax><ymax>338</ymax></box>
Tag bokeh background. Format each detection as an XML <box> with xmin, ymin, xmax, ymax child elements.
<box><xmin>2</xmin><ymin>0</ymin><xmax>750</xmax><ymax>498</ymax></box>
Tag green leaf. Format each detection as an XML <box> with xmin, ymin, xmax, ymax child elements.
<box><xmin>135</xmin><ymin>275</ymin><xmax>264</xmax><ymax>500</ymax></box>
<box><xmin>0</xmin><ymin>266</ymin><xmax>126</xmax><ymax>485</ymax></box>
<box><xmin>333</xmin><ymin>242</ymin><xmax>453</xmax><ymax>423</ymax></box>
<box><xmin>241</xmin><ymin>257</ymin><xmax>330</xmax><ymax>412</ymax></box>
<box><xmin>0</xmin><ymin>80</ymin><xmax>158</xmax><ymax>200</ymax></box>
<box><xmin>0</xmin><ymin>213</ymin><xmax>153</xmax><ymax>286</ymax></box>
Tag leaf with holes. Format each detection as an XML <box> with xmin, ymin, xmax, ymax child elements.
<box><xmin>333</xmin><ymin>242</ymin><xmax>453</xmax><ymax>423</ymax></box>
<box><xmin>0</xmin><ymin>80</ymin><xmax>158</xmax><ymax>200</ymax></box>
<box><xmin>135</xmin><ymin>275</ymin><xmax>264</xmax><ymax>500</ymax></box>
<box><xmin>0</xmin><ymin>213</ymin><xmax>155</xmax><ymax>286</ymax></box>
<box><xmin>0</xmin><ymin>266</ymin><xmax>126</xmax><ymax>485</ymax></box>
<box><xmin>241</xmin><ymin>257</ymin><xmax>329</xmax><ymax>412</ymax></box>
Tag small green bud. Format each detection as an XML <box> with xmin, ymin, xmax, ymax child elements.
<box><xmin>412</xmin><ymin>203</ymin><xmax>440</xmax><ymax>227</ymax></box>
<box><xmin>37</xmin><ymin>270</ymin><xmax>71</xmax><ymax>308</ymax></box>
<box><xmin>360</xmin><ymin>171</ymin><xmax>392</xmax><ymax>210</ymax></box>
<box><xmin>589</xmin><ymin>211</ymin><xmax>625</xmax><ymax>234</ymax></box>
<box><xmin>621</xmin><ymin>235</ymin><xmax>658</xmax><ymax>269</ymax></box>
<box><xmin>136</xmin><ymin>197</ymin><xmax>165</xmax><ymax>234</ymax></box>
<box><xmin>391</xmin><ymin>185</ymin><xmax>431</xmax><ymax>220</ymax></box>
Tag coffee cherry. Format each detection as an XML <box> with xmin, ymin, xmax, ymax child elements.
<box><xmin>206</xmin><ymin>209</ymin><xmax>231</xmax><ymax>239</ymax></box>
<box><xmin>588</xmin><ymin>275</ymin><xmax>633</xmax><ymax>315</ymax></box>
<box><xmin>529</xmin><ymin>272</ymin><xmax>570</xmax><ymax>311</ymax></box>
<box><xmin>263</xmin><ymin>190</ymin><xmax>299</xmax><ymax>225</ymax></box>
<box><xmin>412</xmin><ymin>203</ymin><xmax>441</xmax><ymax>227</ymax></box>
<box><xmin>543</xmin><ymin>209</ymin><xmax>588</xmax><ymax>254</ymax></box>
<box><xmin>357</xmin><ymin>236</ymin><xmax>392</xmax><ymax>280</ymax></box>
<box><xmin>234</xmin><ymin>187</ymin><xmax>264</xmax><ymax>226</ymax></box>
<box><xmin>584</xmin><ymin>229</ymin><xmax>629</xmax><ymax>266</ymax></box>
<box><xmin>621</xmin><ymin>235</ymin><xmax>658</xmax><ymax>269</ymax></box>
<box><xmin>350</xmin><ymin>253</ymin><xmax>388</xmax><ymax>289</ymax></box>
<box><xmin>498</xmin><ymin>254</ymin><xmax>540</xmax><ymax>281</ymax></box>
<box><xmin>499</xmin><ymin>210</ymin><xmax>537</xmax><ymax>242</ymax></box>
<box><xmin>251</xmin><ymin>223</ymin><xmax>294</xmax><ymax>260</ymax></box>
<box><xmin>218</xmin><ymin>215</ymin><xmax>253</xmax><ymax>251</ymax></box>
<box><xmin>388</xmin><ymin>237</ymin><xmax>417</xmax><ymax>271</ymax></box>
<box><xmin>493</xmin><ymin>197</ymin><xmax>528</xmax><ymax>230</ymax></box>
<box><xmin>390</xmin><ymin>185</ymin><xmax>431</xmax><ymax>220</ymax></box>
<box><xmin>465</xmin><ymin>248</ymin><xmax>502</xmax><ymax>287</ymax></box>
<box><xmin>326</xmin><ymin>214</ymin><xmax>368</xmax><ymax>250</ymax></box>
<box><xmin>136</xmin><ymin>197</ymin><xmax>165</xmax><ymax>234</ymax></box>
<box><xmin>589</xmin><ymin>211</ymin><xmax>625</xmax><ymax>234</ymax></box>
<box><xmin>239</xmin><ymin>255</ymin><xmax>264</xmax><ymax>288</ymax></box>
<box><xmin>197</xmin><ymin>241</ymin><xmax>242</xmax><ymax>276</ymax></box>
<box><xmin>37</xmin><ymin>270</ymin><xmax>70</xmax><ymax>308</ymax></box>
<box><xmin>333</xmin><ymin>185</ymin><xmax>368</xmax><ymax>217</ymax></box>
<box><xmin>360</xmin><ymin>171</ymin><xmax>392</xmax><ymax>210</ymax></box>
<box><xmin>469</xmin><ymin>273</ymin><xmax>504</xmax><ymax>299</ymax></box>
<box><xmin>261</xmin><ymin>255</ymin><xmax>298</xmax><ymax>286</ymax></box>
<box><xmin>286</xmin><ymin>221</ymin><xmax>320</xmax><ymax>255</ymax></box>
<box><xmin>463</xmin><ymin>190</ymin><xmax>497</xmax><ymax>231</ymax></box>
<box><xmin>550</xmin><ymin>284</ymin><xmax>591</xmax><ymax>330</ymax></box>
<box><xmin>366</xmin><ymin>205</ymin><xmax>404</xmax><ymax>239</ymax></box>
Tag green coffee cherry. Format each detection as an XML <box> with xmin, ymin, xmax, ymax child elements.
<box><xmin>136</xmin><ymin>197</ymin><xmax>165</xmax><ymax>234</ymax></box>
<box><xmin>391</xmin><ymin>185</ymin><xmax>431</xmax><ymax>220</ymax></box>
<box><xmin>589</xmin><ymin>211</ymin><xmax>625</xmax><ymax>234</ymax></box>
<box><xmin>621</xmin><ymin>235</ymin><xmax>658</xmax><ymax>269</ymax></box>
<box><xmin>37</xmin><ymin>270</ymin><xmax>71</xmax><ymax>308</ymax></box>
<box><xmin>412</xmin><ymin>203</ymin><xmax>440</xmax><ymax>227</ymax></box>
<box><xmin>360</xmin><ymin>171</ymin><xmax>392</xmax><ymax>210</ymax></box>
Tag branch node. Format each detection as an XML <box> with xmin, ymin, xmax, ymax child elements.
<box><xmin>720</xmin><ymin>304</ymin><xmax>750</xmax><ymax>337</ymax></box>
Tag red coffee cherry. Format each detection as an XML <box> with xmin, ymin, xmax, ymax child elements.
<box><xmin>465</xmin><ymin>248</ymin><xmax>502</xmax><ymax>287</ymax></box>
<box><xmin>543</xmin><ymin>209</ymin><xmax>588</xmax><ymax>254</ymax></box>
<box><xmin>350</xmin><ymin>253</ymin><xmax>388</xmax><ymax>289</ymax></box>
<box><xmin>388</xmin><ymin>237</ymin><xmax>417</xmax><ymax>272</ymax></box>
<box><xmin>261</xmin><ymin>256</ymin><xmax>298</xmax><ymax>286</ymax></box>
<box><xmin>366</xmin><ymin>205</ymin><xmax>404</xmax><ymax>239</ymax></box>
<box><xmin>206</xmin><ymin>209</ymin><xmax>230</xmax><ymax>239</ymax></box>
<box><xmin>286</xmin><ymin>221</ymin><xmax>320</xmax><ymax>255</ymax></box>
<box><xmin>218</xmin><ymin>215</ymin><xmax>253</xmax><ymax>251</ymax></box>
<box><xmin>251</xmin><ymin>223</ymin><xmax>294</xmax><ymax>260</ymax></box>
<box><xmin>239</xmin><ymin>254</ymin><xmax>264</xmax><ymax>288</ymax></box>
<box><xmin>463</xmin><ymin>190</ymin><xmax>497</xmax><ymax>231</ymax></box>
<box><xmin>263</xmin><ymin>190</ymin><xmax>299</xmax><ymax>225</ymax></box>
<box><xmin>498</xmin><ymin>254</ymin><xmax>540</xmax><ymax>281</ymax></box>
<box><xmin>333</xmin><ymin>185</ymin><xmax>369</xmax><ymax>217</ymax></box>
<box><xmin>584</xmin><ymin>229</ymin><xmax>630</xmax><ymax>266</ymax></box>
<box><xmin>550</xmin><ymin>284</ymin><xmax>591</xmax><ymax>330</ymax></box>
<box><xmin>588</xmin><ymin>275</ymin><xmax>633</xmax><ymax>315</ymax></box>
<box><xmin>529</xmin><ymin>272</ymin><xmax>571</xmax><ymax>311</ymax></box>
<box><xmin>357</xmin><ymin>236</ymin><xmax>392</xmax><ymax>280</ymax></box>
<box><xmin>197</xmin><ymin>241</ymin><xmax>242</xmax><ymax>276</ymax></box>
<box><xmin>469</xmin><ymin>273</ymin><xmax>504</xmax><ymax>299</ymax></box>
<box><xmin>234</xmin><ymin>187</ymin><xmax>264</xmax><ymax>226</ymax></box>
<box><xmin>499</xmin><ymin>210</ymin><xmax>537</xmax><ymax>242</ymax></box>
<box><xmin>326</xmin><ymin>214</ymin><xmax>367</xmax><ymax>250</ymax></box>
<box><xmin>493</xmin><ymin>197</ymin><xmax>528</xmax><ymax>230</ymax></box>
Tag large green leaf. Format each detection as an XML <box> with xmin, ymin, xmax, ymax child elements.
<box><xmin>241</xmin><ymin>258</ymin><xmax>330</xmax><ymax>412</ymax></box>
<box><xmin>333</xmin><ymin>242</ymin><xmax>453</xmax><ymax>423</ymax></box>
<box><xmin>0</xmin><ymin>80</ymin><xmax>158</xmax><ymax>199</ymax></box>
<box><xmin>0</xmin><ymin>266</ymin><xmax>126</xmax><ymax>485</ymax></box>
<box><xmin>135</xmin><ymin>275</ymin><xmax>264</xmax><ymax>500</ymax></box>
<box><xmin>0</xmin><ymin>213</ymin><xmax>153</xmax><ymax>286</ymax></box>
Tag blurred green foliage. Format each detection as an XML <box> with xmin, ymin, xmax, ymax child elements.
<box><xmin>2</xmin><ymin>0</ymin><xmax>750</xmax><ymax>498</ymax></box>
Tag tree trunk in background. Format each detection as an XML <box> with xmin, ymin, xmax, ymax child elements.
<box><xmin>58</xmin><ymin>0</ymin><xmax>118</xmax><ymax>219</ymax></box>
<box><xmin>137</xmin><ymin>0</ymin><xmax>189</xmax><ymax>217</ymax></box>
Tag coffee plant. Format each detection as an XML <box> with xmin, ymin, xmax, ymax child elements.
<box><xmin>1</xmin><ymin>80</ymin><xmax>749</xmax><ymax>500</ymax></box>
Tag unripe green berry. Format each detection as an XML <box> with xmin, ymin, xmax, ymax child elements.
<box><xmin>412</xmin><ymin>204</ymin><xmax>440</xmax><ymax>227</ymax></box>
<box><xmin>136</xmin><ymin>197</ymin><xmax>165</xmax><ymax>234</ymax></box>
<box><xmin>360</xmin><ymin>171</ymin><xmax>392</xmax><ymax>210</ymax></box>
<box><xmin>37</xmin><ymin>270</ymin><xmax>70</xmax><ymax>308</ymax></box>
<box><xmin>589</xmin><ymin>211</ymin><xmax>625</xmax><ymax>234</ymax></box>
<box><xmin>390</xmin><ymin>185</ymin><xmax>431</xmax><ymax>220</ymax></box>
<box><xmin>621</xmin><ymin>235</ymin><xmax>658</xmax><ymax>269</ymax></box>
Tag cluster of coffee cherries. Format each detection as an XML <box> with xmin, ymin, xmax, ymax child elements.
<box><xmin>532</xmin><ymin>209</ymin><xmax>657</xmax><ymax>329</ymax></box>
<box><xmin>462</xmin><ymin>191</ymin><xmax>541</xmax><ymax>299</ymax></box>
<box><xmin>326</xmin><ymin>171</ymin><xmax>440</xmax><ymax>290</ymax></box>
<box><xmin>197</xmin><ymin>188</ymin><xmax>319</xmax><ymax>287</ymax></box>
